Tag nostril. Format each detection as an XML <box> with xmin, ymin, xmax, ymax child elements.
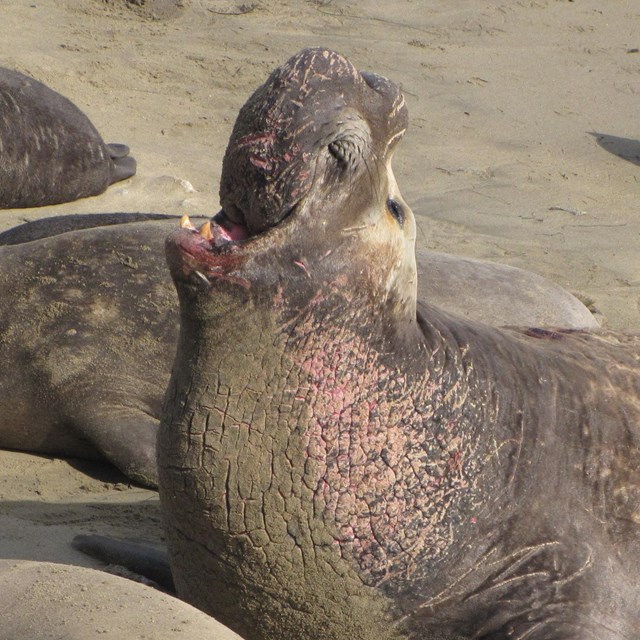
<box><xmin>360</xmin><ymin>71</ymin><xmax>389</xmax><ymax>94</ymax></box>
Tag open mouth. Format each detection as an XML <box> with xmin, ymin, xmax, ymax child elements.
<box><xmin>164</xmin><ymin>210</ymin><xmax>250</xmax><ymax>288</ymax></box>
<box><xmin>166</xmin><ymin>205</ymin><xmax>285</xmax><ymax>289</ymax></box>
<box><xmin>172</xmin><ymin>198</ymin><xmax>297</xmax><ymax>262</ymax></box>
<box><xmin>180</xmin><ymin>209</ymin><xmax>251</xmax><ymax>249</ymax></box>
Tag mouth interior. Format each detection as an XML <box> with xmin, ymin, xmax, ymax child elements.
<box><xmin>189</xmin><ymin>201</ymin><xmax>297</xmax><ymax>251</ymax></box>
<box><xmin>177</xmin><ymin>198</ymin><xmax>298</xmax><ymax>268</ymax></box>
<box><xmin>210</xmin><ymin>209</ymin><xmax>250</xmax><ymax>247</ymax></box>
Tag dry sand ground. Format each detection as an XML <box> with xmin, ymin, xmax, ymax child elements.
<box><xmin>0</xmin><ymin>0</ymin><xmax>638</xmax><ymax>617</ymax></box>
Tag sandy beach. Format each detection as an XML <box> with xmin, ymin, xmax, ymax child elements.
<box><xmin>0</xmin><ymin>0</ymin><xmax>638</xmax><ymax>615</ymax></box>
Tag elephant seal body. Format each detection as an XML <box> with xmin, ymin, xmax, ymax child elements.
<box><xmin>0</xmin><ymin>212</ymin><xmax>598</xmax><ymax>329</ymax></box>
<box><xmin>415</xmin><ymin>248</ymin><xmax>598</xmax><ymax>329</ymax></box>
<box><xmin>0</xmin><ymin>220</ymin><xmax>181</xmax><ymax>486</ymax></box>
<box><xmin>0</xmin><ymin>212</ymin><xmax>177</xmax><ymax>245</ymax></box>
<box><xmin>0</xmin><ymin>560</ymin><xmax>241</xmax><ymax>640</ymax></box>
<box><xmin>159</xmin><ymin>48</ymin><xmax>640</xmax><ymax>640</ymax></box>
<box><xmin>0</xmin><ymin>67</ymin><xmax>135</xmax><ymax>208</ymax></box>
<box><xmin>0</xmin><ymin>205</ymin><xmax>595</xmax><ymax>488</ymax></box>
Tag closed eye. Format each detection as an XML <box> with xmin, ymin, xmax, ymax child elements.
<box><xmin>328</xmin><ymin>138</ymin><xmax>359</xmax><ymax>169</ymax></box>
<box><xmin>386</xmin><ymin>197</ymin><xmax>404</xmax><ymax>226</ymax></box>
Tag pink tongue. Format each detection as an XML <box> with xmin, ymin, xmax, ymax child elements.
<box><xmin>212</xmin><ymin>219</ymin><xmax>250</xmax><ymax>246</ymax></box>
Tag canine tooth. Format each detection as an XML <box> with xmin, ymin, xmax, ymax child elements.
<box><xmin>180</xmin><ymin>214</ymin><xmax>196</xmax><ymax>230</ymax></box>
<box><xmin>194</xmin><ymin>270</ymin><xmax>210</xmax><ymax>284</ymax></box>
<box><xmin>199</xmin><ymin>221</ymin><xmax>213</xmax><ymax>240</ymax></box>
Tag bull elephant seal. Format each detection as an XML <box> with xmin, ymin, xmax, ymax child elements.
<box><xmin>0</xmin><ymin>67</ymin><xmax>135</xmax><ymax>208</ymax></box>
<box><xmin>159</xmin><ymin>48</ymin><xmax>640</xmax><ymax>640</ymax></box>
<box><xmin>0</xmin><ymin>560</ymin><xmax>241</xmax><ymax>640</ymax></box>
<box><xmin>0</xmin><ymin>204</ymin><xmax>595</xmax><ymax>489</ymax></box>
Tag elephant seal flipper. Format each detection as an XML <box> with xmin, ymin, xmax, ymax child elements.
<box><xmin>110</xmin><ymin>153</ymin><xmax>137</xmax><ymax>182</ymax></box>
<box><xmin>107</xmin><ymin>142</ymin><xmax>137</xmax><ymax>182</ymax></box>
<box><xmin>108</xmin><ymin>144</ymin><xmax>137</xmax><ymax>182</ymax></box>
<box><xmin>72</xmin><ymin>534</ymin><xmax>175</xmax><ymax>592</ymax></box>
<box><xmin>73</xmin><ymin>408</ymin><xmax>159</xmax><ymax>487</ymax></box>
<box><xmin>106</xmin><ymin>143</ymin><xmax>131</xmax><ymax>159</ymax></box>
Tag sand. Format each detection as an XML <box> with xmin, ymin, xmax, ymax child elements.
<box><xmin>0</xmin><ymin>0</ymin><xmax>638</xmax><ymax>610</ymax></box>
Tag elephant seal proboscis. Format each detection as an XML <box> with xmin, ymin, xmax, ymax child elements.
<box><xmin>159</xmin><ymin>48</ymin><xmax>640</xmax><ymax>640</ymax></box>
<box><xmin>0</xmin><ymin>67</ymin><xmax>135</xmax><ymax>208</ymax></box>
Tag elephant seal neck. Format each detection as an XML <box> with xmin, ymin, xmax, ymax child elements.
<box><xmin>161</xmin><ymin>292</ymin><xmax>507</xmax><ymax>624</ymax></box>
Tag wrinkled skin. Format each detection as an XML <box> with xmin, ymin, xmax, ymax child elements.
<box><xmin>0</xmin><ymin>209</ymin><xmax>593</xmax><ymax>491</ymax></box>
<box><xmin>0</xmin><ymin>67</ymin><xmax>135</xmax><ymax>208</ymax></box>
<box><xmin>159</xmin><ymin>48</ymin><xmax>640</xmax><ymax>640</ymax></box>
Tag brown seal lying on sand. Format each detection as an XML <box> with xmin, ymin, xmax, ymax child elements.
<box><xmin>159</xmin><ymin>48</ymin><xmax>640</xmax><ymax>640</ymax></box>
<box><xmin>0</xmin><ymin>67</ymin><xmax>135</xmax><ymax>208</ymax></box>
<box><xmin>0</xmin><ymin>219</ymin><xmax>185</xmax><ymax>487</ymax></box>
<box><xmin>0</xmin><ymin>210</ymin><xmax>597</xmax><ymax>329</ymax></box>
<box><xmin>0</xmin><ymin>201</ymin><xmax>595</xmax><ymax>490</ymax></box>
<box><xmin>415</xmin><ymin>247</ymin><xmax>598</xmax><ymax>329</ymax></box>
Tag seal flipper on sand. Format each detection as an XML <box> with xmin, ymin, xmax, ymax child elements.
<box><xmin>72</xmin><ymin>408</ymin><xmax>159</xmax><ymax>487</ymax></box>
<box><xmin>110</xmin><ymin>154</ymin><xmax>137</xmax><ymax>183</ymax></box>
<box><xmin>106</xmin><ymin>143</ymin><xmax>131</xmax><ymax>159</ymax></box>
<box><xmin>72</xmin><ymin>535</ymin><xmax>175</xmax><ymax>592</ymax></box>
<box><xmin>107</xmin><ymin>143</ymin><xmax>137</xmax><ymax>183</ymax></box>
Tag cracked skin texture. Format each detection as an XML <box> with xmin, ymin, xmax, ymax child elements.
<box><xmin>0</xmin><ymin>204</ymin><xmax>590</xmax><ymax>493</ymax></box>
<box><xmin>159</xmin><ymin>49</ymin><xmax>640</xmax><ymax>639</ymax></box>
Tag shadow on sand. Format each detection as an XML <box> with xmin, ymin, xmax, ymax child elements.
<box><xmin>589</xmin><ymin>131</ymin><xmax>640</xmax><ymax>166</ymax></box>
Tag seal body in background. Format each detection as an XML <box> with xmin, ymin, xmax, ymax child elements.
<box><xmin>0</xmin><ymin>67</ymin><xmax>135</xmax><ymax>208</ymax></box>
<box><xmin>0</xmin><ymin>218</ymin><xmax>181</xmax><ymax>487</ymax></box>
